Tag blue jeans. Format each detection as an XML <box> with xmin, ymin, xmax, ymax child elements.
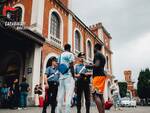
<box><xmin>113</xmin><ymin>94</ymin><xmax>120</xmax><ymax>109</ymax></box>
<box><xmin>20</xmin><ymin>92</ymin><xmax>28</xmax><ymax>107</ymax></box>
<box><xmin>57</xmin><ymin>77</ymin><xmax>75</xmax><ymax>113</ymax></box>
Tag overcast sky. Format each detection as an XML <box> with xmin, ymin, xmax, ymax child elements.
<box><xmin>72</xmin><ymin>0</ymin><xmax>150</xmax><ymax>83</ymax></box>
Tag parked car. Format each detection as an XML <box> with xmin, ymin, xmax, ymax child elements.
<box><xmin>120</xmin><ymin>97</ymin><xmax>136</xmax><ymax>107</ymax></box>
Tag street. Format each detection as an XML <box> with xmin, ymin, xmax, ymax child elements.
<box><xmin>0</xmin><ymin>106</ymin><xmax>150</xmax><ymax>113</ymax></box>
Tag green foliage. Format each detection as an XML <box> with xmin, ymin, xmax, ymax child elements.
<box><xmin>118</xmin><ymin>82</ymin><xmax>127</xmax><ymax>97</ymax></box>
<box><xmin>137</xmin><ymin>68</ymin><xmax>150</xmax><ymax>99</ymax></box>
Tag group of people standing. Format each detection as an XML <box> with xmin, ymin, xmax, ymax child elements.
<box><xmin>42</xmin><ymin>43</ymin><xmax>107</xmax><ymax>113</ymax></box>
<box><xmin>0</xmin><ymin>77</ymin><xmax>30</xmax><ymax>110</ymax></box>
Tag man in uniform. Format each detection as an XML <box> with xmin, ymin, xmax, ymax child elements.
<box><xmin>42</xmin><ymin>57</ymin><xmax>59</xmax><ymax>113</ymax></box>
<box><xmin>75</xmin><ymin>52</ymin><xmax>92</xmax><ymax>113</ymax></box>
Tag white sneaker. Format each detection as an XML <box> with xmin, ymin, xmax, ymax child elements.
<box><xmin>18</xmin><ymin>107</ymin><xmax>22</xmax><ymax>110</ymax></box>
<box><xmin>115</xmin><ymin>108</ymin><xmax>118</xmax><ymax>111</ymax></box>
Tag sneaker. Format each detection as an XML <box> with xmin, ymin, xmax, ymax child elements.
<box><xmin>23</xmin><ymin>107</ymin><xmax>27</xmax><ymax>110</ymax></box>
<box><xmin>18</xmin><ymin>107</ymin><xmax>22</xmax><ymax>110</ymax></box>
<box><xmin>115</xmin><ymin>108</ymin><xmax>118</xmax><ymax>111</ymax></box>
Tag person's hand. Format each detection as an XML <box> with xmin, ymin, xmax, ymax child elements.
<box><xmin>27</xmin><ymin>87</ymin><xmax>31</xmax><ymax>92</ymax></box>
<box><xmin>85</xmin><ymin>72</ymin><xmax>92</xmax><ymax>76</ymax></box>
<box><xmin>85</xmin><ymin>64</ymin><xmax>93</xmax><ymax>69</ymax></box>
<box><xmin>75</xmin><ymin>74</ymin><xmax>80</xmax><ymax>78</ymax></box>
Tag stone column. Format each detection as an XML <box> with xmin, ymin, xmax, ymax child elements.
<box><xmin>31</xmin><ymin>0</ymin><xmax>45</xmax><ymax>34</ymax></box>
<box><xmin>31</xmin><ymin>44</ymin><xmax>42</xmax><ymax>97</ymax></box>
<box><xmin>68</xmin><ymin>14</ymin><xmax>73</xmax><ymax>50</ymax></box>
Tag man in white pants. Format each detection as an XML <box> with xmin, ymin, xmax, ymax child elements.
<box><xmin>111</xmin><ymin>80</ymin><xmax>122</xmax><ymax>111</ymax></box>
<box><xmin>57</xmin><ymin>44</ymin><xmax>75</xmax><ymax>113</ymax></box>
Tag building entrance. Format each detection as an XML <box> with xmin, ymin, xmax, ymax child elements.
<box><xmin>0</xmin><ymin>51</ymin><xmax>23</xmax><ymax>87</ymax></box>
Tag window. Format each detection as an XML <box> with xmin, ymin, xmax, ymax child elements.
<box><xmin>50</xmin><ymin>12</ymin><xmax>60</xmax><ymax>39</ymax></box>
<box><xmin>87</xmin><ymin>40</ymin><xmax>92</xmax><ymax>58</ymax></box>
<box><xmin>75</xmin><ymin>30</ymin><xmax>81</xmax><ymax>52</ymax></box>
<box><xmin>14</xmin><ymin>7</ymin><xmax>22</xmax><ymax>22</ymax></box>
<box><xmin>6</xmin><ymin>6</ymin><xmax>22</xmax><ymax>22</ymax></box>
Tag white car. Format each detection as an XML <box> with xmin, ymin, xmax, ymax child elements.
<box><xmin>120</xmin><ymin>97</ymin><xmax>136</xmax><ymax>107</ymax></box>
<box><xmin>120</xmin><ymin>98</ymin><xmax>130</xmax><ymax>107</ymax></box>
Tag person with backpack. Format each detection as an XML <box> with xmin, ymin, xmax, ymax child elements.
<box><xmin>110</xmin><ymin>80</ymin><xmax>122</xmax><ymax>111</ymax></box>
<box><xmin>57</xmin><ymin>44</ymin><xmax>75</xmax><ymax>113</ymax></box>
<box><xmin>75</xmin><ymin>52</ymin><xmax>92</xmax><ymax>113</ymax></box>
<box><xmin>42</xmin><ymin>56</ymin><xmax>60</xmax><ymax>113</ymax></box>
<box><xmin>19</xmin><ymin>77</ymin><xmax>30</xmax><ymax>109</ymax></box>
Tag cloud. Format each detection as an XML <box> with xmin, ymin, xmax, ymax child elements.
<box><xmin>113</xmin><ymin>32</ymin><xmax>150</xmax><ymax>81</ymax></box>
<box><xmin>72</xmin><ymin>0</ymin><xmax>150</xmax><ymax>83</ymax></box>
<box><xmin>72</xmin><ymin>0</ymin><xmax>150</xmax><ymax>47</ymax></box>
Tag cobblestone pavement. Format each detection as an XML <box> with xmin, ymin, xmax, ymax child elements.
<box><xmin>0</xmin><ymin>106</ymin><xmax>150</xmax><ymax>113</ymax></box>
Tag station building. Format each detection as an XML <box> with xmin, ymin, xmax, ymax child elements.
<box><xmin>0</xmin><ymin>0</ymin><xmax>113</xmax><ymax>104</ymax></box>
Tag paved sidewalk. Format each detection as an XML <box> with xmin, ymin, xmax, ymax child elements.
<box><xmin>0</xmin><ymin>106</ymin><xmax>150</xmax><ymax>113</ymax></box>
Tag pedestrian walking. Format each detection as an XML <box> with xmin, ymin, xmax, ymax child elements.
<box><xmin>0</xmin><ymin>82</ymin><xmax>2</xmax><ymax>107</ymax></box>
<box><xmin>57</xmin><ymin>44</ymin><xmax>75</xmax><ymax>113</ymax></box>
<box><xmin>19</xmin><ymin>77</ymin><xmax>30</xmax><ymax>109</ymax></box>
<box><xmin>86</xmin><ymin>43</ymin><xmax>106</xmax><ymax>113</ymax></box>
<box><xmin>38</xmin><ymin>84</ymin><xmax>43</xmax><ymax>96</ymax></box>
<box><xmin>110</xmin><ymin>80</ymin><xmax>122</xmax><ymax>110</ymax></box>
<box><xmin>42</xmin><ymin>56</ymin><xmax>60</xmax><ymax>113</ymax></box>
<box><xmin>75</xmin><ymin>52</ymin><xmax>92</xmax><ymax>113</ymax></box>
<box><xmin>10</xmin><ymin>79</ymin><xmax>20</xmax><ymax>109</ymax></box>
<box><xmin>34</xmin><ymin>84</ymin><xmax>39</xmax><ymax>106</ymax></box>
<box><xmin>1</xmin><ymin>84</ymin><xmax>9</xmax><ymax>108</ymax></box>
<box><xmin>38</xmin><ymin>83</ymin><xmax>43</xmax><ymax>107</ymax></box>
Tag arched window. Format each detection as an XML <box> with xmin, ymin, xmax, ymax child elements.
<box><xmin>87</xmin><ymin>40</ymin><xmax>92</xmax><ymax>58</ymax></box>
<box><xmin>75</xmin><ymin>30</ymin><xmax>81</xmax><ymax>52</ymax></box>
<box><xmin>6</xmin><ymin>6</ymin><xmax>22</xmax><ymax>22</ymax></box>
<box><xmin>50</xmin><ymin>12</ymin><xmax>60</xmax><ymax>39</ymax></box>
<box><xmin>14</xmin><ymin>7</ymin><xmax>22</xmax><ymax>22</ymax></box>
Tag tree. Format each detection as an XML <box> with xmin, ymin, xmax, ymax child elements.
<box><xmin>118</xmin><ymin>82</ymin><xmax>127</xmax><ymax>98</ymax></box>
<box><xmin>137</xmin><ymin>68</ymin><xmax>150</xmax><ymax>99</ymax></box>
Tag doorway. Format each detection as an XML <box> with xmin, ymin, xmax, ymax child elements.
<box><xmin>0</xmin><ymin>51</ymin><xmax>23</xmax><ymax>87</ymax></box>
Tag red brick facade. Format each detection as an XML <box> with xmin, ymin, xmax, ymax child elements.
<box><xmin>90</xmin><ymin>23</ymin><xmax>113</xmax><ymax>75</ymax></box>
<box><xmin>8</xmin><ymin>0</ymin><xmax>113</xmax><ymax>76</ymax></box>
<box><xmin>1</xmin><ymin>0</ymin><xmax>114</xmax><ymax>102</ymax></box>
<box><xmin>6</xmin><ymin>0</ymin><xmax>33</xmax><ymax>26</ymax></box>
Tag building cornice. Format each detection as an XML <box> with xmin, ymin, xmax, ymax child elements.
<box><xmin>0</xmin><ymin>16</ymin><xmax>45</xmax><ymax>45</ymax></box>
<box><xmin>101</xmin><ymin>25</ymin><xmax>112</xmax><ymax>39</ymax></box>
<box><xmin>89</xmin><ymin>23</ymin><xmax>112</xmax><ymax>39</ymax></box>
<box><xmin>54</xmin><ymin>0</ymin><xmax>103</xmax><ymax>45</ymax></box>
<box><xmin>104</xmin><ymin>46</ymin><xmax>113</xmax><ymax>54</ymax></box>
